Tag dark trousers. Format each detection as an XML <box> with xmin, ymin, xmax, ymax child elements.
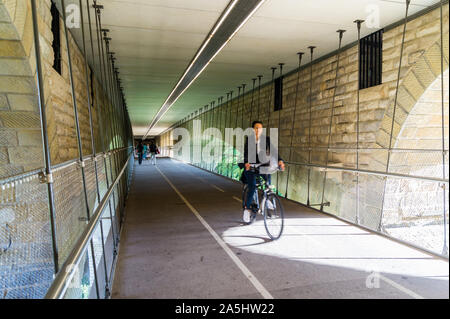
<box><xmin>138</xmin><ymin>152</ymin><xmax>144</xmax><ymax>165</ymax></box>
<box><xmin>244</xmin><ymin>170</ymin><xmax>270</xmax><ymax>209</ymax></box>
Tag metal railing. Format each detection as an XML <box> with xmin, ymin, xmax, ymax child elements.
<box><xmin>44</xmin><ymin>152</ymin><xmax>133</xmax><ymax>299</ymax></box>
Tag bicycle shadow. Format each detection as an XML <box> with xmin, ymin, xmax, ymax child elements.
<box><xmin>222</xmin><ymin>234</ymin><xmax>273</xmax><ymax>247</ymax></box>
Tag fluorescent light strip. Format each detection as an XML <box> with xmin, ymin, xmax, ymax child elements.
<box><xmin>143</xmin><ymin>0</ymin><xmax>265</xmax><ymax>139</ymax></box>
<box><xmin>142</xmin><ymin>0</ymin><xmax>239</xmax><ymax>138</ymax></box>
<box><xmin>157</xmin><ymin>1</ymin><xmax>266</xmax><ymax>137</ymax></box>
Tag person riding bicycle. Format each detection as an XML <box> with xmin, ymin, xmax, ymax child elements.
<box><xmin>242</xmin><ymin>121</ymin><xmax>285</xmax><ymax>223</ymax></box>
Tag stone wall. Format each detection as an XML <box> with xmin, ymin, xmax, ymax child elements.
<box><xmin>0</xmin><ymin>0</ymin><xmax>42</xmax><ymax>178</ymax></box>
<box><xmin>0</xmin><ymin>0</ymin><xmax>120</xmax><ymax>180</ymax></box>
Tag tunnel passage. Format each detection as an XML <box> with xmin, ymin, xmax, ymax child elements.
<box><xmin>0</xmin><ymin>0</ymin><xmax>448</xmax><ymax>300</ymax></box>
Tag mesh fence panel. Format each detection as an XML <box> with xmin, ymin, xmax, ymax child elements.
<box><xmin>0</xmin><ymin>173</ymin><xmax>54</xmax><ymax>299</ymax></box>
<box><xmin>53</xmin><ymin>163</ymin><xmax>87</xmax><ymax>266</ymax></box>
<box><xmin>381</xmin><ymin>176</ymin><xmax>446</xmax><ymax>254</ymax></box>
<box><xmin>84</xmin><ymin>157</ymin><xmax>99</xmax><ymax>215</ymax></box>
<box><xmin>357</xmin><ymin>174</ymin><xmax>385</xmax><ymax>230</ymax></box>
<box><xmin>97</xmin><ymin>156</ymin><xmax>108</xmax><ymax>199</ymax></box>
<box><xmin>388</xmin><ymin>150</ymin><xmax>444</xmax><ymax>178</ymax></box>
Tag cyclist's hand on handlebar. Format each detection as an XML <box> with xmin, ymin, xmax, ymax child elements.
<box><xmin>278</xmin><ymin>161</ymin><xmax>285</xmax><ymax>171</ymax></box>
<box><xmin>245</xmin><ymin>163</ymin><xmax>251</xmax><ymax>171</ymax></box>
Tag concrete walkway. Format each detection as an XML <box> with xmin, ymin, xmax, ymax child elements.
<box><xmin>112</xmin><ymin>158</ymin><xmax>449</xmax><ymax>299</ymax></box>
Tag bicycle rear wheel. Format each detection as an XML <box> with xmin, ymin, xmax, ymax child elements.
<box><xmin>263</xmin><ymin>193</ymin><xmax>284</xmax><ymax>240</ymax></box>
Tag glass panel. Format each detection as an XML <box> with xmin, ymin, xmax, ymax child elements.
<box><xmin>62</xmin><ymin>245</ymin><xmax>96</xmax><ymax>299</ymax></box>
<box><xmin>101</xmin><ymin>211</ymin><xmax>114</xmax><ymax>282</ymax></box>
<box><xmin>322</xmin><ymin>169</ymin><xmax>357</xmax><ymax>223</ymax></box>
<box><xmin>286</xmin><ymin>164</ymin><xmax>308</xmax><ymax>205</ymax></box>
<box><xmin>91</xmin><ymin>221</ymin><xmax>106</xmax><ymax>299</ymax></box>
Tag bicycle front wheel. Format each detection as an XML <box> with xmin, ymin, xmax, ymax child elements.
<box><xmin>263</xmin><ymin>194</ymin><xmax>284</xmax><ymax>240</ymax></box>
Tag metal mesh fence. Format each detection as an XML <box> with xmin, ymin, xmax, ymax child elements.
<box><xmin>97</xmin><ymin>155</ymin><xmax>109</xmax><ymax>199</ymax></box>
<box><xmin>84</xmin><ymin>157</ymin><xmax>99</xmax><ymax>215</ymax></box>
<box><xmin>0</xmin><ymin>172</ymin><xmax>54</xmax><ymax>299</ymax></box>
<box><xmin>381</xmin><ymin>177</ymin><xmax>447</xmax><ymax>253</ymax></box>
<box><xmin>52</xmin><ymin>162</ymin><xmax>88</xmax><ymax>266</ymax></box>
<box><xmin>388</xmin><ymin>150</ymin><xmax>444</xmax><ymax>178</ymax></box>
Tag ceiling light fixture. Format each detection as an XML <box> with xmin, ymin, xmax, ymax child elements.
<box><xmin>142</xmin><ymin>0</ymin><xmax>266</xmax><ymax>139</ymax></box>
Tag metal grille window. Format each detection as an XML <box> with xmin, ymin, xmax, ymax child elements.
<box><xmin>359</xmin><ymin>29</ymin><xmax>383</xmax><ymax>90</ymax></box>
<box><xmin>274</xmin><ymin>77</ymin><xmax>283</xmax><ymax>111</ymax></box>
<box><xmin>51</xmin><ymin>1</ymin><xmax>62</xmax><ymax>74</ymax></box>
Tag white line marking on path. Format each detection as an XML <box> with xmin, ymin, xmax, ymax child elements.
<box><xmin>210</xmin><ymin>184</ymin><xmax>225</xmax><ymax>192</ymax></box>
<box><xmin>379</xmin><ymin>274</ymin><xmax>424</xmax><ymax>299</ymax></box>
<box><xmin>155</xmin><ymin>165</ymin><xmax>274</xmax><ymax>299</ymax></box>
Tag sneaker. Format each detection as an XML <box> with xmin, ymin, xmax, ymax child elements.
<box><xmin>243</xmin><ymin>209</ymin><xmax>251</xmax><ymax>223</ymax></box>
<box><xmin>266</xmin><ymin>199</ymin><xmax>275</xmax><ymax>210</ymax></box>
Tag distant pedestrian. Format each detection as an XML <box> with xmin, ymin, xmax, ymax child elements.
<box><xmin>143</xmin><ymin>143</ymin><xmax>148</xmax><ymax>161</ymax></box>
<box><xmin>149</xmin><ymin>141</ymin><xmax>158</xmax><ymax>165</ymax></box>
<box><xmin>136</xmin><ymin>140</ymin><xmax>144</xmax><ymax>165</ymax></box>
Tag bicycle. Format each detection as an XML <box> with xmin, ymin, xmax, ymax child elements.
<box><xmin>241</xmin><ymin>164</ymin><xmax>284</xmax><ymax>240</ymax></box>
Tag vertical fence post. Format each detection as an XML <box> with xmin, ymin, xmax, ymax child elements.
<box><xmin>276</xmin><ymin>63</ymin><xmax>284</xmax><ymax>194</ymax></box>
<box><xmin>221</xmin><ymin>93</ymin><xmax>230</xmax><ymax>176</ymax></box>
<box><xmin>285</xmin><ymin>52</ymin><xmax>304</xmax><ymax>199</ymax></box>
<box><xmin>79</xmin><ymin>0</ymin><xmax>101</xmax><ymax>298</ymax></box>
<box><xmin>354</xmin><ymin>20</ymin><xmax>364</xmax><ymax>225</ymax></box>
<box><xmin>439</xmin><ymin>0</ymin><xmax>448</xmax><ymax>257</ymax></box>
<box><xmin>249</xmin><ymin>78</ymin><xmax>257</xmax><ymax>127</ymax></box>
<box><xmin>202</xmin><ymin>105</ymin><xmax>208</xmax><ymax>168</ymax></box>
<box><xmin>60</xmin><ymin>0</ymin><xmax>92</xmax><ymax>235</ymax></box>
<box><xmin>92</xmin><ymin>1</ymin><xmax>113</xmax><ymax>295</ymax></box>
<box><xmin>233</xmin><ymin>87</ymin><xmax>241</xmax><ymax>179</ymax></box>
<box><xmin>320</xmin><ymin>30</ymin><xmax>345</xmax><ymax>212</ymax></box>
<box><xmin>209</xmin><ymin>101</ymin><xmax>215</xmax><ymax>171</ymax></box>
<box><xmin>307</xmin><ymin>46</ymin><xmax>316</xmax><ymax>206</ymax></box>
<box><xmin>379</xmin><ymin>0</ymin><xmax>410</xmax><ymax>232</ymax></box>
<box><xmin>98</xmin><ymin>21</ymin><xmax>120</xmax><ymax>250</ymax></box>
<box><xmin>30</xmin><ymin>0</ymin><xmax>59</xmax><ymax>274</ymax></box>
<box><xmin>267</xmin><ymin>67</ymin><xmax>276</xmax><ymax>130</ymax></box>
<box><xmin>257</xmin><ymin>75</ymin><xmax>263</xmax><ymax>120</ymax></box>
<box><xmin>241</xmin><ymin>83</ymin><xmax>246</xmax><ymax>130</ymax></box>
<box><xmin>227</xmin><ymin>91</ymin><xmax>233</xmax><ymax>177</ymax></box>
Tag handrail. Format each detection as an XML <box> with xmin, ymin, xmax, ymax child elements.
<box><xmin>284</xmin><ymin>161</ymin><xmax>449</xmax><ymax>184</ymax></box>
<box><xmin>44</xmin><ymin>151</ymin><xmax>133</xmax><ymax>299</ymax></box>
<box><xmin>0</xmin><ymin>147</ymin><xmax>133</xmax><ymax>185</ymax></box>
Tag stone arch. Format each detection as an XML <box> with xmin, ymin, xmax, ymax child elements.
<box><xmin>375</xmin><ymin>30</ymin><xmax>449</xmax><ymax>151</ymax></box>
<box><xmin>381</xmin><ymin>68</ymin><xmax>449</xmax><ymax>253</ymax></box>
<box><xmin>0</xmin><ymin>0</ymin><xmax>43</xmax><ymax>179</ymax></box>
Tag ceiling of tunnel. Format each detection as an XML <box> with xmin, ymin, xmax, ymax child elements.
<box><xmin>70</xmin><ymin>0</ymin><xmax>441</xmax><ymax>137</ymax></box>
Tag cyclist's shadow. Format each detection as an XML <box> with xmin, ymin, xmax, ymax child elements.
<box><xmin>222</xmin><ymin>234</ymin><xmax>273</xmax><ymax>247</ymax></box>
